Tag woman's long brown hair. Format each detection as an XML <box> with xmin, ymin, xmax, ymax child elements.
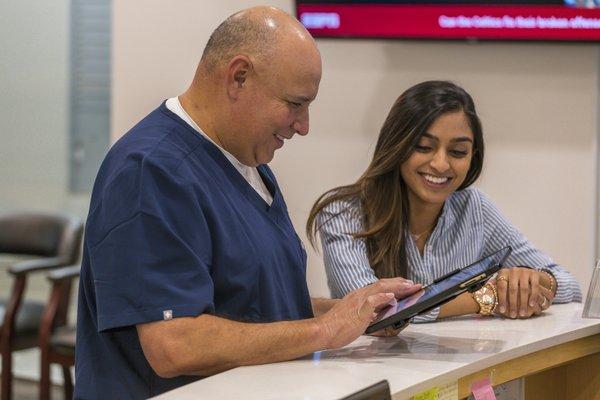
<box><xmin>306</xmin><ymin>81</ymin><xmax>485</xmax><ymax>279</ymax></box>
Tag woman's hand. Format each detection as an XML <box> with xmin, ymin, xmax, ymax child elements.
<box><xmin>494</xmin><ymin>267</ymin><xmax>555</xmax><ymax>319</ymax></box>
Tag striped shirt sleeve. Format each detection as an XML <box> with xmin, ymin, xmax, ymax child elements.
<box><xmin>411</xmin><ymin>307</ymin><xmax>441</xmax><ymax>323</ymax></box>
<box><xmin>317</xmin><ymin>199</ymin><xmax>377</xmax><ymax>299</ymax></box>
<box><xmin>317</xmin><ymin>199</ymin><xmax>439</xmax><ymax>324</ymax></box>
<box><xmin>478</xmin><ymin>190</ymin><xmax>582</xmax><ymax>303</ymax></box>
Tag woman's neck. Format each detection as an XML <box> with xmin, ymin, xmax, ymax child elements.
<box><xmin>407</xmin><ymin>194</ymin><xmax>444</xmax><ymax>236</ymax></box>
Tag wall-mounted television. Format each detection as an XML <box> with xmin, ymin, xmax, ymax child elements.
<box><xmin>296</xmin><ymin>1</ymin><xmax>600</xmax><ymax>41</ymax></box>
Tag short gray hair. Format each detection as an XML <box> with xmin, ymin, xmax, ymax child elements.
<box><xmin>201</xmin><ymin>12</ymin><xmax>277</xmax><ymax>72</ymax></box>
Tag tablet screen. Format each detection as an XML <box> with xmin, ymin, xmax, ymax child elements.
<box><xmin>371</xmin><ymin>247</ymin><xmax>511</xmax><ymax>326</ymax></box>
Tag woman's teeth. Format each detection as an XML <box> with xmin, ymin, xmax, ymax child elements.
<box><xmin>423</xmin><ymin>174</ymin><xmax>449</xmax><ymax>184</ymax></box>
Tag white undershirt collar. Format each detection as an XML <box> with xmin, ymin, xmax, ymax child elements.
<box><xmin>165</xmin><ymin>97</ymin><xmax>273</xmax><ymax>205</ymax></box>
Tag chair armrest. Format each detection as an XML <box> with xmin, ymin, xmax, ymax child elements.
<box><xmin>47</xmin><ymin>265</ymin><xmax>80</xmax><ymax>282</ymax></box>
<box><xmin>8</xmin><ymin>257</ymin><xmax>65</xmax><ymax>276</ymax></box>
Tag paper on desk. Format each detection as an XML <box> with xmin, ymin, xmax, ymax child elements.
<box><xmin>467</xmin><ymin>379</ymin><xmax>522</xmax><ymax>400</ymax></box>
<box><xmin>583</xmin><ymin>261</ymin><xmax>600</xmax><ymax>318</ymax></box>
<box><xmin>412</xmin><ymin>381</ymin><xmax>457</xmax><ymax>400</ymax></box>
<box><xmin>412</xmin><ymin>387</ymin><xmax>438</xmax><ymax>400</ymax></box>
<box><xmin>471</xmin><ymin>378</ymin><xmax>497</xmax><ymax>400</ymax></box>
<box><xmin>438</xmin><ymin>381</ymin><xmax>458</xmax><ymax>400</ymax></box>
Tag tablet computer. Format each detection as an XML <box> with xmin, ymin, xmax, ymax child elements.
<box><xmin>365</xmin><ymin>246</ymin><xmax>512</xmax><ymax>334</ymax></box>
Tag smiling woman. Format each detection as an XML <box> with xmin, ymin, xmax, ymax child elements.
<box><xmin>306</xmin><ymin>81</ymin><xmax>582</xmax><ymax>331</ymax></box>
<box><xmin>400</xmin><ymin>111</ymin><xmax>475</xmax><ymax>210</ymax></box>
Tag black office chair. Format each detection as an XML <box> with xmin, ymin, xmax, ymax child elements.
<box><xmin>0</xmin><ymin>213</ymin><xmax>83</xmax><ymax>400</ymax></box>
<box><xmin>39</xmin><ymin>265</ymin><xmax>80</xmax><ymax>400</ymax></box>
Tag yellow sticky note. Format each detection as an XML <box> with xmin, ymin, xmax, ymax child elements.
<box><xmin>412</xmin><ymin>387</ymin><xmax>439</xmax><ymax>400</ymax></box>
<box><xmin>438</xmin><ymin>381</ymin><xmax>458</xmax><ymax>400</ymax></box>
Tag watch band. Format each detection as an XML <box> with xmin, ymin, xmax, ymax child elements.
<box><xmin>540</xmin><ymin>268</ymin><xmax>556</xmax><ymax>294</ymax></box>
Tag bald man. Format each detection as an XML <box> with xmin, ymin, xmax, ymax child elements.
<box><xmin>75</xmin><ymin>7</ymin><xmax>420</xmax><ymax>399</ymax></box>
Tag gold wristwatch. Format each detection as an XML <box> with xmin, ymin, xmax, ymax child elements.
<box><xmin>472</xmin><ymin>283</ymin><xmax>498</xmax><ymax>316</ymax></box>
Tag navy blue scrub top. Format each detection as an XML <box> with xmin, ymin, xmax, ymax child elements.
<box><xmin>75</xmin><ymin>102</ymin><xmax>313</xmax><ymax>399</ymax></box>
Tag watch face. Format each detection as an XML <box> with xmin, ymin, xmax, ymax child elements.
<box><xmin>482</xmin><ymin>294</ymin><xmax>493</xmax><ymax>305</ymax></box>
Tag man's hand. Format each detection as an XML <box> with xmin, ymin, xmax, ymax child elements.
<box><xmin>310</xmin><ymin>298</ymin><xmax>339</xmax><ymax>317</ymax></box>
<box><xmin>316</xmin><ymin>278</ymin><xmax>421</xmax><ymax>349</ymax></box>
<box><xmin>137</xmin><ymin>278</ymin><xmax>420</xmax><ymax>378</ymax></box>
<box><xmin>495</xmin><ymin>267</ymin><xmax>555</xmax><ymax>319</ymax></box>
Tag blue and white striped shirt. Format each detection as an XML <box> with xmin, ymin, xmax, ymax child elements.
<box><xmin>317</xmin><ymin>187</ymin><xmax>582</xmax><ymax>322</ymax></box>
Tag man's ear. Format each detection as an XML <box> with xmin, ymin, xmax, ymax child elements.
<box><xmin>226</xmin><ymin>55</ymin><xmax>253</xmax><ymax>99</ymax></box>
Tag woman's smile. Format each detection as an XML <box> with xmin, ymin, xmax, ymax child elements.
<box><xmin>418</xmin><ymin>172</ymin><xmax>453</xmax><ymax>189</ymax></box>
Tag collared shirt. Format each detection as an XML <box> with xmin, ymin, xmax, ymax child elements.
<box><xmin>165</xmin><ymin>97</ymin><xmax>273</xmax><ymax>205</ymax></box>
<box><xmin>317</xmin><ymin>187</ymin><xmax>582</xmax><ymax>322</ymax></box>
<box><xmin>75</xmin><ymin>102</ymin><xmax>311</xmax><ymax>399</ymax></box>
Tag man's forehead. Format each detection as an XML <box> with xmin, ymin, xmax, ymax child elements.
<box><xmin>281</xmin><ymin>71</ymin><xmax>320</xmax><ymax>101</ymax></box>
<box><xmin>261</xmin><ymin>57</ymin><xmax>321</xmax><ymax>99</ymax></box>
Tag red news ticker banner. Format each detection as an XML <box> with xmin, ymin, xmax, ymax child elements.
<box><xmin>297</xmin><ymin>4</ymin><xmax>600</xmax><ymax>41</ymax></box>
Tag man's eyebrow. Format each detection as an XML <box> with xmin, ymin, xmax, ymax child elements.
<box><xmin>422</xmin><ymin>132</ymin><xmax>473</xmax><ymax>143</ymax></box>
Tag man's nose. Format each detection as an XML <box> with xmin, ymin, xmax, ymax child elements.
<box><xmin>292</xmin><ymin>109</ymin><xmax>310</xmax><ymax>136</ymax></box>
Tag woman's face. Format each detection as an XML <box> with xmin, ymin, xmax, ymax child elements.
<box><xmin>400</xmin><ymin>110</ymin><xmax>474</xmax><ymax>209</ymax></box>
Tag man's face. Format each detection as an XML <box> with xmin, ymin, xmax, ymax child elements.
<box><xmin>232</xmin><ymin>47</ymin><xmax>322</xmax><ymax>166</ymax></box>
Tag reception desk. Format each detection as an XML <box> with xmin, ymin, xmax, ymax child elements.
<box><xmin>154</xmin><ymin>303</ymin><xmax>600</xmax><ymax>399</ymax></box>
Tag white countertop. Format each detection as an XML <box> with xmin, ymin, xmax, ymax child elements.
<box><xmin>154</xmin><ymin>303</ymin><xmax>600</xmax><ymax>400</ymax></box>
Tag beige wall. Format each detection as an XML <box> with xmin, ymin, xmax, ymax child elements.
<box><xmin>113</xmin><ymin>1</ymin><xmax>599</xmax><ymax>298</ymax></box>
